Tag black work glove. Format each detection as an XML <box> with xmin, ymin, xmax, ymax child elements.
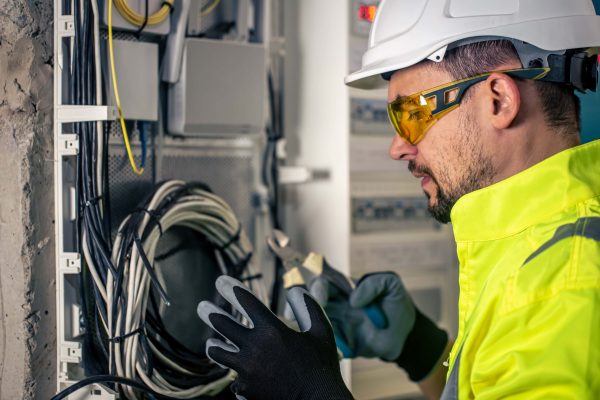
<box><xmin>197</xmin><ymin>275</ymin><xmax>354</xmax><ymax>400</ymax></box>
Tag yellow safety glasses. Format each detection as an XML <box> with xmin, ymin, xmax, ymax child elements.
<box><xmin>387</xmin><ymin>68</ymin><xmax>551</xmax><ymax>145</ymax></box>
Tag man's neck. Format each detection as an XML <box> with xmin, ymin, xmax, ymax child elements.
<box><xmin>493</xmin><ymin>129</ymin><xmax>580</xmax><ymax>184</ymax></box>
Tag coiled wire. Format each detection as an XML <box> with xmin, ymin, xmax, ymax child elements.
<box><xmin>84</xmin><ymin>180</ymin><xmax>267</xmax><ymax>398</ymax></box>
<box><xmin>113</xmin><ymin>0</ymin><xmax>174</xmax><ymax>27</ymax></box>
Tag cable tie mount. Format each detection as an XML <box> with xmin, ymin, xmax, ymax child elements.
<box><xmin>57</xmin><ymin>15</ymin><xmax>74</xmax><ymax>37</ymax></box>
<box><xmin>58</xmin><ymin>134</ymin><xmax>79</xmax><ymax>156</ymax></box>
<box><xmin>60</xmin><ymin>252</ymin><xmax>81</xmax><ymax>274</ymax></box>
<box><xmin>60</xmin><ymin>342</ymin><xmax>82</xmax><ymax>363</ymax></box>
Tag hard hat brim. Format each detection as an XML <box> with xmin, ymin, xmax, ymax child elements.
<box><xmin>345</xmin><ymin>46</ymin><xmax>439</xmax><ymax>89</ymax></box>
<box><xmin>344</xmin><ymin>67</ymin><xmax>389</xmax><ymax>90</ymax></box>
<box><xmin>344</xmin><ymin>55</ymin><xmax>429</xmax><ymax>90</ymax></box>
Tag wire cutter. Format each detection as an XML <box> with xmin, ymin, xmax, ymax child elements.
<box><xmin>267</xmin><ymin>229</ymin><xmax>388</xmax><ymax>357</ymax></box>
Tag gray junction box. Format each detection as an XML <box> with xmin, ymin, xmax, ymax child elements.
<box><xmin>168</xmin><ymin>38</ymin><xmax>267</xmax><ymax>136</ymax></box>
<box><xmin>105</xmin><ymin>39</ymin><xmax>159</xmax><ymax>121</ymax></box>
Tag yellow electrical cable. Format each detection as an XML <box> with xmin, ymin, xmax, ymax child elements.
<box><xmin>108</xmin><ymin>0</ymin><xmax>144</xmax><ymax>176</ymax></box>
<box><xmin>200</xmin><ymin>0</ymin><xmax>222</xmax><ymax>17</ymax></box>
<box><xmin>113</xmin><ymin>0</ymin><xmax>174</xmax><ymax>27</ymax></box>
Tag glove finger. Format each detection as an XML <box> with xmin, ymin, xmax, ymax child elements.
<box><xmin>349</xmin><ymin>272</ymin><xmax>403</xmax><ymax>308</ymax></box>
<box><xmin>287</xmin><ymin>286</ymin><xmax>333</xmax><ymax>341</ymax></box>
<box><xmin>210</xmin><ymin>312</ymin><xmax>252</xmax><ymax>347</ymax></box>
<box><xmin>308</xmin><ymin>276</ymin><xmax>330</xmax><ymax>307</ymax></box>
<box><xmin>197</xmin><ymin>300</ymin><xmax>241</xmax><ymax>340</ymax></box>
<box><xmin>283</xmin><ymin>302</ymin><xmax>294</xmax><ymax>321</ymax></box>
<box><xmin>215</xmin><ymin>275</ymin><xmax>279</xmax><ymax>328</ymax></box>
<box><xmin>206</xmin><ymin>338</ymin><xmax>241</xmax><ymax>371</ymax></box>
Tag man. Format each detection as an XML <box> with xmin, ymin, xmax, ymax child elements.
<box><xmin>198</xmin><ymin>1</ymin><xmax>600</xmax><ymax>399</ymax></box>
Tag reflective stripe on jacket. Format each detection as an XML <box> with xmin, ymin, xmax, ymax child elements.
<box><xmin>446</xmin><ymin>139</ymin><xmax>600</xmax><ymax>399</ymax></box>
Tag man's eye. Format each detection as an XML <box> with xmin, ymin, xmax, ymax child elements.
<box><xmin>409</xmin><ymin>110</ymin><xmax>423</xmax><ymax>120</ymax></box>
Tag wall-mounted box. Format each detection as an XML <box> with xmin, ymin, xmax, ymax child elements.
<box><xmin>105</xmin><ymin>39</ymin><xmax>159</xmax><ymax>121</ymax></box>
<box><xmin>168</xmin><ymin>38</ymin><xmax>267</xmax><ymax>136</ymax></box>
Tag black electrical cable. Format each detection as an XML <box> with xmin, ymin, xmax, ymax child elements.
<box><xmin>264</xmin><ymin>73</ymin><xmax>281</xmax><ymax>224</ymax></box>
<box><xmin>263</xmin><ymin>72</ymin><xmax>286</xmax><ymax>312</ymax></box>
<box><xmin>69</xmin><ymin>0</ymin><xmax>116</xmax><ymax>382</ymax></box>
<box><xmin>135</xmin><ymin>0</ymin><xmax>150</xmax><ymax>37</ymax></box>
<box><xmin>103</xmin><ymin>123</ymin><xmax>112</xmax><ymax>229</ymax></box>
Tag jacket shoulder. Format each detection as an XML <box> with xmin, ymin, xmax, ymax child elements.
<box><xmin>503</xmin><ymin>213</ymin><xmax>600</xmax><ymax>313</ymax></box>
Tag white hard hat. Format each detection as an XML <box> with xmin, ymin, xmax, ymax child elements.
<box><xmin>346</xmin><ymin>0</ymin><xmax>600</xmax><ymax>89</ymax></box>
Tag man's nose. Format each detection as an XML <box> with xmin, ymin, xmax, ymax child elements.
<box><xmin>389</xmin><ymin>134</ymin><xmax>418</xmax><ymax>161</ymax></box>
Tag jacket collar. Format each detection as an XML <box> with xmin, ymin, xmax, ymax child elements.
<box><xmin>450</xmin><ymin>139</ymin><xmax>600</xmax><ymax>243</ymax></box>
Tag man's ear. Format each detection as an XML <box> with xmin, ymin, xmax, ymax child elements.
<box><xmin>485</xmin><ymin>72</ymin><xmax>521</xmax><ymax>130</ymax></box>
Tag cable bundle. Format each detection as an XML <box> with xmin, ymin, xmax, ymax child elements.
<box><xmin>83</xmin><ymin>180</ymin><xmax>266</xmax><ymax>399</ymax></box>
<box><xmin>67</xmin><ymin>0</ymin><xmax>117</xmax><ymax>377</ymax></box>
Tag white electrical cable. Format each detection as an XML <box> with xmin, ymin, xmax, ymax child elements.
<box><xmin>100</xmin><ymin>180</ymin><xmax>266</xmax><ymax>399</ymax></box>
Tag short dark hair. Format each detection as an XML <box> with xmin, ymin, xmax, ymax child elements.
<box><xmin>433</xmin><ymin>40</ymin><xmax>581</xmax><ymax>135</ymax></box>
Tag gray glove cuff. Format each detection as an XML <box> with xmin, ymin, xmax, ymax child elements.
<box><xmin>393</xmin><ymin>308</ymin><xmax>448</xmax><ymax>382</ymax></box>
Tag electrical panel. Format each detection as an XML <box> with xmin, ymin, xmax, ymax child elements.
<box><xmin>351</xmin><ymin>196</ymin><xmax>438</xmax><ymax>233</ymax></box>
<box><xmin>54</xmin><ymin>0</ymin><xmax>275</xmax><ymax>398</ymax></box>
<box><xmin>350</xmin><ymin>98</ymin><xmax>390</xmax><ymax>134</ymax></box>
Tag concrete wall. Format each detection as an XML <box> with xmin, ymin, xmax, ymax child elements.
<box><xmin>0</xmin><ymin>1</ymin><xmax>55</xmax><ymax>399</ymax></box>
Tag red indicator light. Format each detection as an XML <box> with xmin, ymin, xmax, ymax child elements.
<box><xmin>358</xmin><ymin>4</ymin><xmax>377</xmax><ymax>23</ymax></box>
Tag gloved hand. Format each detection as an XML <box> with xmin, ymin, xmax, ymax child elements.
<box><xmin>311</xmin><ymin>272</ymin><xmax>448</xmax><ymax>382</ymax></box>
<box><xmin>197</xmin><ymin>275</ymin><xmax>354</xmax><ymax>400</ymax></box>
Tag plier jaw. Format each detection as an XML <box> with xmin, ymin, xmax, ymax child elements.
<box><xmin>267</xmin><ymin>230</ymin><xmax>312</xmax><ymax>288</ymax></box>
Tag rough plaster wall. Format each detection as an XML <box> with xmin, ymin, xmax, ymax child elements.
<box><xmin>0</xmin><ymin>0</ymin><xmax>55</xmax><ymax>399</ymax></box>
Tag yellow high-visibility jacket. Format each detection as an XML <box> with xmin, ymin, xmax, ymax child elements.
<box><xmin>443</xmin><ymin>140</ymin><xmax>600</xmax><ymax>399</ymax></box>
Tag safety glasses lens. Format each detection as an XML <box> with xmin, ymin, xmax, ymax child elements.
<box><xmin>387</xmin><ymin>95</ymin><xmax>435</xmax><ymax>144</ymax></box>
